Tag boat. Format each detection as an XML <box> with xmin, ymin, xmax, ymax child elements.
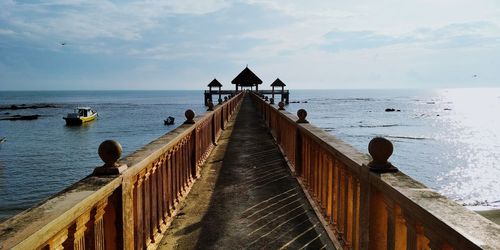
<box><xmin>164</xmin><ymin>116</ymin><xmax>175</xmax><ymax>125</ymax></box>
<box><xmin>63</xmin><ymin>107</ymin><xmax>97</xmax><ymax>125</ymax></box>
<box><xmin>0</xmin><ymin>137</ymin><xmax>5</xmax><ymax>143</ymax></box>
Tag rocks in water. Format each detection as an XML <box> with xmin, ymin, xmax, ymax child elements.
<box><xmin>385</xmin><ymin>108</ymin><xmax>401</xmax><ymax>112</ymax></box>
<box><xmin>0</xmin><ymin>104</ymin><xmax>56</xmax><ymax>110</ymax></box>
<box><xmin>444</xmin><ymin>108</ymin><xmax>452</xmax><ymax>111</ymax></box>
<box><xmin>0</xmin><ymin>115</ymin><xmax>40</xmax><ymax>121</ymax></box>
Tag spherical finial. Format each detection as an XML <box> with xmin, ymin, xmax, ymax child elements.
<box><xmin>98</xmin><ymin>140</ymin><xmax>122</xmax><ymax>167</ymax></box>
<box><xmin>184</xmin><ymin>109</ymin><xmax>195</xmax><ymax>124</ymax></box>
<box><xmin>296</xmin><ymin>109</ymin><xmax>309</xmax><ymax>123</ymax></box>
<box><xmin>278</xmin><ymin>102</ymin><xmax>285</xmax><ymax>110</ymax></box>
<box><xmin>207</xmin><ymin>101</ymin><xmax>214</xmax><ymax>111</ymax></box>
<box><xmin>224</xmin><ymin>96</ymin><xmax>228</xmax><ymax>101</ymax></box>
<box><xmin>269</xmin><ymin>98</ymin><xmax>274</xmax><ymax>104</ymax></box>
<box><xmin>265</xmin><ymin>96</ymin><xmax>269</xmax><ymax>101</ymax></box>
<box><xmin>367</xmin><ymin>137</ymin><xmax>398</xmax><ymax>173</ymax></box>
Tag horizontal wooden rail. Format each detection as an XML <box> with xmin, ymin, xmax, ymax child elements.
<box><xmin>251</xmin><ymin>92</ymin><xmax>500</xmax><ymax>250</ymax></box>
<box><xmin>0</xmin><ymin>92</ymin><xmax>244</xmax><ymax>250</ymax></box>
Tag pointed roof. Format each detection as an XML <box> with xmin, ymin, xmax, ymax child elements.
<box><xmin>231</xmin><ymin>67</ymin><xmax>263</xmax><ymax>86</ymax></box>
<box><xmin>208</xmin><ymin>78</ymin><xmax>222</xmax><ymax>87</ymax></box>
<box><xmin>270</xmin><ymin>78</ymin><xmax>286</xmax><ymax>87</ymax></box>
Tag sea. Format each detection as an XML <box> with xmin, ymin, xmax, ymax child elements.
<box><xmin>1</xmin><ymin>89</ymin><xmax>499</xmax><ymax>221</ymax></box>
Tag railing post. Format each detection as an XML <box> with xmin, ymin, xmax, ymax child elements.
<box><xmin>93</xmin><ymin>140</ymin><xmax>127</xmax><ymax>175</ymax></box>
<box><xmin>295</xmin><ymin>109</ymin><xmax>309</xmax><ymax>176</ymax></box>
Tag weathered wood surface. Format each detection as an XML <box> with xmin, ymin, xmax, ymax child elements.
<box><xmin>252</xmin><ymin>92</ymin><xmax>500</xmax><ymax>250</ymax></box>
<box><xmin>158</xmin><ymin>94</ymin><xmax>335</xmax><ymax>249</ymax></box>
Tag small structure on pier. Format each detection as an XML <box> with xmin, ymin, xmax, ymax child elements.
<box><xmin>204</xmin><ymin>66</ymin><xmax>289</xmax><ymax>105</ymax></box>
<box><xmin>231</xmin><ymin>66</ymin><xmax>263</xmax><ymax>91</ymax></box>
<box><xmin>206</xmin><ymin>78</ymin><xmax>223</xmax><ymax>105</ymax></box>
<box><xmin>270</xmin><ymin>78</ymin><xmax>288</xmax><ymax>104</ymax></box>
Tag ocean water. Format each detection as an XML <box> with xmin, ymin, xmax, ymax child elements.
<box><xmin>0</xmin><ymin>89</ymin><xmax>499</xmax><ymax>221</ymax></box>
<box><xmin>286</xmin><ymin>89</ymin><xmax>500</xmax><ymax>210</ymax></box>
<box><xmin>0</xmin><ymin>91</ymin><xmax>207</xmax><ymax>221</ymax></box>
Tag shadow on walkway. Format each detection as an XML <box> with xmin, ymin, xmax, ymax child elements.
<box><xmin>159</xmin><ymin>94</ymin><xmax>334</xmax><ymax>250</ymax></box>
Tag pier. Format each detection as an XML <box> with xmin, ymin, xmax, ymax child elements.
<box><xmin>1</xmin><ymin>91</ymin><xmax>500</xmax><ymax>249</ymax></box>
<box><xmin>1</xmin><ymin>68</ymin><xmax>500</xmax><ymax>249</ymax></box>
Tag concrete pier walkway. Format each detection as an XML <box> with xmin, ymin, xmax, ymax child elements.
<box><xmin>159</xmin><ymin>94</ymin><xmax>334</xmax><ymax>249</ymax></box>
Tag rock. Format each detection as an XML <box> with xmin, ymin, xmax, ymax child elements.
<box><xmin>0</xmin><ymin>115</ymin><xmax>40</xmax><ymax>121</ymax></box>
<box><xmin>0</xmin><ymin>104</ymin><xmax>57</xmax><ymax>110</ymax></box>
<box><xmin>385</xmin><ymin>108</ymin><xmax>396</xmax><ymax>112</ymax></box>
<box><xmin>444</xmin><ymin>108</ymin><xmax>452</xmax><ymax>111</ymax></box>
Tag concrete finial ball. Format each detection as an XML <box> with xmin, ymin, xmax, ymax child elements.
<box><xmin>270</xmin><ymin>98</ymin><xmax>274</xmax><ymax>104</ymax></box>
<box><xmin>98</xmin><ymin>140</ymin><xmax>122</xmax><ymax>166</ymax></box>
<box><xmin>185</xmin><ymin>109</ymin><xmax>195</xmax><ymax>124</ymax></box>
<box><xmin>297</xmin><ymin>109</ymin><xmax>309</xmax><ymax>123</ymax></box>
<box><xmin>278</xmin><ymin>102</ymin><xmax>285</xmax><ymax>110</ymax></box>
<box><xmin>207</xmin><ymin>102</ymin><xmax>214</xmax><ymax>111</ymax></box>
<box><xmin>368</xmin><ymin>137</ymin><xmax>393</xmax><ymax>164</ymax></box>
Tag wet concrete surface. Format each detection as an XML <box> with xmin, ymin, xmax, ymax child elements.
<box><xmin>159</xmin><ymin>94</ymin><xmax>335</xmax><ymax>250</ymax></box>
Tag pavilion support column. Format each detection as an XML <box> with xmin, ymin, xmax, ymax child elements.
<box><xmin>218</xmin><ymin>86</ymin><xmax>222</xmax><ymax>104</ymax></box>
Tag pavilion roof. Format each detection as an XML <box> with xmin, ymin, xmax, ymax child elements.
<box><xmin>208</xmin><ymin>78</ymin><xmax>223</xmax><ymax>87</ymax></box>
<box><xmin>231</xmin><ymin>67</ymin><xmax>263</xmax><ymax>86</ymax></box>
<box><xmin>270</xmin><ymin>78</ymin><xmax>286</xmax><ymax>87</ymax></box>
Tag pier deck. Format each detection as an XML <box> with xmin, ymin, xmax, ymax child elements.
<box><xmin>159</xmin><ymin>95</ymin><xmax>334</xmax><ymax>249</ymax></box>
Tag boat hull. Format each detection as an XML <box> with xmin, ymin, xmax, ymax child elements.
<box><xmin>63</xmin><ymin>113</ymin><xmax>97</xmax><ymax>125</ymax></box>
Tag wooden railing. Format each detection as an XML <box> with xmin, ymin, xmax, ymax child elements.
<box><xmin>0</xmin><ymin>92</ymin><xmax>243</xmax><ymax>250</ymax></box>
<box><xmin>251</xmin><ymin>93</ymin><xmax>500</xmax><ymax>250</ymax></box>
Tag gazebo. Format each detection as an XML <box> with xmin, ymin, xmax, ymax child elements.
<box><xmin>208</xmin><ymin>78</ymin><xmax>223</xmax><ymax>103</ymax></box>
<box><xmin>231</xmin><ymin>67</ymin><xmax>263</xmax><ymax>92</ymax></box>
<box><xmin>270</xmin><ymin>78</ymin><xmax>286</xmax><ymax>103</ymax></box>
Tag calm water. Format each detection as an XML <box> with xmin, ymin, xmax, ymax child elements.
<box><xmin>286</xmin><ymin>89</ymin><xmax>500</xmax><ymax>210</ymax></box>
<box><xmin>1</xmin><ymin>89</ymin><xmax>499</xmax><ymax>221</ymax></box>
<box><xmin>0</xmin><ymin>91</ymin><xmax>206</xmax><ymax>221</ymax></box>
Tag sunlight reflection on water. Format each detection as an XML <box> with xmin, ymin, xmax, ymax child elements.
<box><xmin>287</xmin><ymin>88</ymin><xmax>500</xmax><ymax>209</ymax></box>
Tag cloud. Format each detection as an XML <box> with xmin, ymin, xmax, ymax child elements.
<box><xmin>0</xmin><ymin>28</ymin><xmax>16</xmax><ymax>36</ymax></box>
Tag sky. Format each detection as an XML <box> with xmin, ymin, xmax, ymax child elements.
<box><xmin>1</xmin><ymin>0</ymin><xmax>500</xmax><ymax>90</ymax></box>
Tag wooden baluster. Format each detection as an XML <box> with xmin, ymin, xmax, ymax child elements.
<box><xmin>405</xmin><ymin>215</ymin><xmax>417</xmax><ymax>250</ymax></box>
<box><xmin>337</xmin><ymin>167</ymin><xmax>345</xmax><ymax>239</ymax></box>
<box><xmin>74</xmin><ymin>212</ymin><xmax>90</xmax><ymax>249</ymax></box>
<box><xmin>134</xmin><ymin>172</ymin><xmax>145</xmax><ymax>249</ymax></box>
<box><xmin>358</xmin><ymin>167</ymin><xmax>371</xmax><ymax>250</ymax></box>
<box><xmin>94</xmin><ymin>198</ymin><xmax>108</xmax><ymax>250</ymax></box>
<box><xmin>394</xmin><ymin>204</ymin><xmax>407</xmax><ymax>250</ymax></box>
<box><xmin>416</xmin><ymin>224</ymin><xmax>430</xmax><ymax>250</ymax></box>
<box><xmin>369</xmin><ymin>190</ymin><xmax>388</xmax><ymax>250</ymax></box>
<box><xmin>158</xmin><ymin>156</ymin><xmax>167</xmax><ymax>233</ymax></box>
<box><xmin>323</xmin><ymin>151</ymin><xmax>329</xmax><ymax>211</ymax></box>
<box><xmin>150</xmin><ymin>162</ymin><xmax>158</xmax><ymax>243</ymax></box>
<box><xmin>326</xmin><ymin>156</ymin><xmax>333</xmax><ymax>222</ymax></box>
<box><xmin>424</xmin><ymin>227</ymin><xmax>448</xmax><ymax>250</ymax></box>
<box><xmin>143</xmin><ymin>167</ymin><xmax>152</xmax><ymax>247</ymax></box>
<box><xmin>173</xmin><ymin>146</ymin><xmax>179</xmax><ymax>205</ymax></box>
<box><xmin>332</xmin><ymin>158</ymin><xmax>339</xmax><ymax>228</ymax></box>
<box><xmin>352</xmin><ymin>178</ymin><xmax>360</xmax><ymax>250</ymax></box>
<box><xmin>345</xmin><ymin>174</ymin><xmax>354</xmax><ymax>248</ymax></box>
<box><xmin>342</xmin><ymin>169</ymin><xmax>349</xmax><ymax>244</ymax></box>
<box><xmin>385</xmin><ymin>198</ymin><xmax>396</xmax><ymax>250</ymax></box>
<box><xmin>168</xmin><ymin>152</ymin><xmax>175</xmax><ymax>212</ymax></box>
<box><xmin>47</xmin><ymin>228</ymin><xmax>68</xmax><ymax>250</ymax></box>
